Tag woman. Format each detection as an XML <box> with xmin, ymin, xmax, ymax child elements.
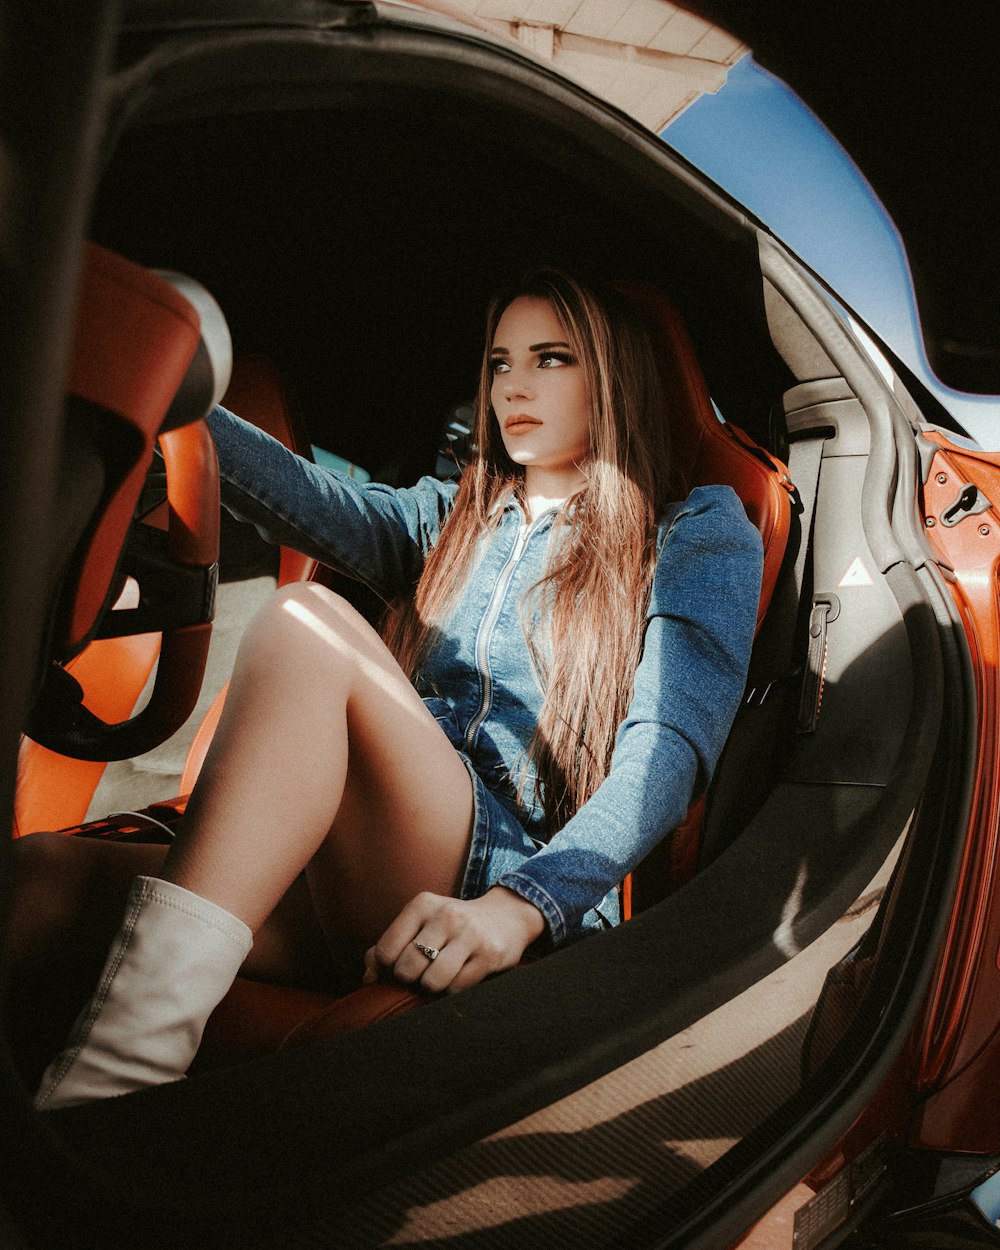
<box><xmin>29</xmin><ymin>268</ymin><xmax>762</xmax><ymax>1110</ymax></box>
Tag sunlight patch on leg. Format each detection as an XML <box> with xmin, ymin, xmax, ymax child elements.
<box><xmin>279</xmin><ymin>595</ymin><xmax>419</xmax><ymax>709</ymax></box>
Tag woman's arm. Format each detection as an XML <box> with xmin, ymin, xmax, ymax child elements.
<box><xmin>494</xmin><ymin>485</ymin><xmax>764</xmax><ymax>946</ymax></box>
<box><xmin>207</xmin><ymin>406</ymin><xmax>458</xmax><ymax>602</ymax></box>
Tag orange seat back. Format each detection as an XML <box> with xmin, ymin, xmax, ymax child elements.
<box><xmin>59</xmin><ymin>244</ymin><xmax>205</xmax><ymax>654</ymax></box>
<box><xmin>615</xmin><ymin>281</ymin><xmax>794</xmax><ymax>912</ymax></box>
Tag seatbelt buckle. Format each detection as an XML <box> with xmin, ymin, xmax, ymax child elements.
<box><xmin>797</xmin><ymin>593</ymin><xmax>840</xmax><ymax>734</ymax></box>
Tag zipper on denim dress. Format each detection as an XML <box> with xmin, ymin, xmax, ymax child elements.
<box><xmin>463</xmin><ymin>514</ymin><xmax>545</xmax><ymax>752</ymax></box>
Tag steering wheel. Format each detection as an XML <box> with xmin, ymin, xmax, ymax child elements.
<box><xmin>24</xmin><ymin>250</ymin><xmax>229</xmax><ymax>762</ymax></box>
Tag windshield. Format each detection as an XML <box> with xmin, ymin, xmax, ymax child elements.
<box><xmin>661</xmin><ymin>54</ymin><xmax>998</xmax><ymax>446</ymax></box>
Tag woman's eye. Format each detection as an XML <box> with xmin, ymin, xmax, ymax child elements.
<box><xmin>539</xmin><ymin>352</ymin><xmax>573</xmax><ymax>368</ymax></box>
<box><xmin>491</xmin><ymin>359</ymin><xmax>510</xmax><ymax>374</ymax></box>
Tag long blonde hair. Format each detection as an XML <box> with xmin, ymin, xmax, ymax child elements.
<box><xmin>384</xmin><ymin>268</ymin><xmax>672</xmax><ymax>829</ymax></box>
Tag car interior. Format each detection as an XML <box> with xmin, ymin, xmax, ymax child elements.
<box><xmin>3</xmin><ymin>15</ymin><xmax>972</xmax><ymax>1248</ymax></box>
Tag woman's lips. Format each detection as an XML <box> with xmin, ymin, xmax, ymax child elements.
<box><xmin>504</xmin><ymin>414</ymin><xmax>542</xmax><ymax>433</ymax></box>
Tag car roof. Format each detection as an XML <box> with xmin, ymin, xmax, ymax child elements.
<box><xmin>117</xmin><ymin>0</ymin><xmax>999</xmax><ymax>396</ymax></box>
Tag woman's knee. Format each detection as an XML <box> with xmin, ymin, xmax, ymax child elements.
<box><xmin>240</xmin><ymin>582</ymin><xmax>380</xmax><ymax>678</ymax></box>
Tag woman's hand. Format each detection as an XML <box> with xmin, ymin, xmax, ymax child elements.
<box><xmin>362</xmin><ymin>886</ymin><xmax>546</xmax><ymax>994</ymax></box>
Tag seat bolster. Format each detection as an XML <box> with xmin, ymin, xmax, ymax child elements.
<box><xmin>219</xmin><ymin>356</ymin><xmax>319</xmax><ymax>590</ymax></box>
<box><xmin>15</xmin><ymin>632</ymin><xmax>162</xmax><ymax>835</ymax></box>
<box><xmin>70</xmin><ymin>245</ymin><xmax>202</xmax><ymax>424</ymax></box>
<box><xmin>613</xmin><ymin>278</ymin><xmax>791</xmax><ymax>629</ymax></box>
<box><xmin>195</xmin><ymin>978</ymin><xmax>426</xmax><ymax>1070</ymax></box>
<box><xmin>690</xmin><ymin>423</ymin><xmax>792</xmax><ymax>629</ymax></box>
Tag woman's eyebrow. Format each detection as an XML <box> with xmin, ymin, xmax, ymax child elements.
<box><xmin>489</xmin><ymin>341</ymin><xmax>571</xmax><ymax>355</ymax></box>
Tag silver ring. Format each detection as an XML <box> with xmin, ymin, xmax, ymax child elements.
<box><xmin>414</xmin><ymin>941</ymin><xmax>440</xmax><ymax>962</ymax></box>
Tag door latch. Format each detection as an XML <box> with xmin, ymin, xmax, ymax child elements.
<box><xmin>941</xmin><ymin>482</ymin><xmax>991</xmax><ymax>527</ymax></box>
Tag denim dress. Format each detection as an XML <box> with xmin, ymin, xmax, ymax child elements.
<box><xmin>207</xmin><ymin>406</ymin><xmax>763</xmax><ymax>947</ymax></box>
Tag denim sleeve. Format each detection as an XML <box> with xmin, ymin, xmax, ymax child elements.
<box><xmin>496</xmin><ymin>485</ymin><xmax>764</xmax><ymax>945</ymax></box>
<box><xmin>206</xmin><ymin>405</ymin><xmax>457</xmax><ymax>602</ymax></box>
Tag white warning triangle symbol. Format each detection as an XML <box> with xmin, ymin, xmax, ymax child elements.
<box><xmin>838</xmin><ymin>556</ymin><xmax>874</xmax><ymax>587</ymax></box>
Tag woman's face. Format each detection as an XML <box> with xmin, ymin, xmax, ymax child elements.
<box><xmin>490</xmin><ymin>295</ymin><xmax>592</xmax><ymax>483</ymax></box>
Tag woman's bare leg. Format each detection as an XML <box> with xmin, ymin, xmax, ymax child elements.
<box><xmin>15</xmin><ymin>581</ymin><xmax>473</xmax><ymax>1099</ymax></box>
<box><xmin>160</xmin><ymin>581</ymin><xmax>474</xmax><ymax>966</ymax></box>
<box><xmin>11</xmin><ymin>578</ymin><xmax>472</xmax><ymax>1088</ymax></box>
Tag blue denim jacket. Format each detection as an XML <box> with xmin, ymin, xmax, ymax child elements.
<box><xmin>207</xmin><ymin>406</ymin><xmax>763</xmax><ymax>944</ymax></box>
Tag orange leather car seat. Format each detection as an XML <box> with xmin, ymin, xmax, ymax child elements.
<box><xmin>14</xmin><ymin>348</ymin><xmax>315</xmax><ymax>837</ymax></box>
<box><xmin>213</xmin><ymin>354</ymin><xmax>318</xmax><ymax>589</ymax></box>
<box><xmin>14</xmin><ymin>243</ymin><xmax>209</xmax><ymax>836</ymax></box>
<box><xmin>613</xmin><ymin>280</ymin><xmax>794</xmax><ymax>910</ymax></box>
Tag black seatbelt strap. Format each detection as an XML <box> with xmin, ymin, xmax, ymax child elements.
<box><xmin>744</xmin><ymin>432</ymin><xmax>827</xmax><ymax>711</ymax></box>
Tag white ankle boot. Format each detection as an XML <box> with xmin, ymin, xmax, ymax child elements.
<box><xmin>35</xmin><ymin>875</ymin><xmax>252</xmax><ymax>1110</ymax></box>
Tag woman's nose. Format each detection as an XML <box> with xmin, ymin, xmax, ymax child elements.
<box><xmin>503</xmin><ymin>369</ymin><xmax>533</xmax><ymax>399</ymax></box>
